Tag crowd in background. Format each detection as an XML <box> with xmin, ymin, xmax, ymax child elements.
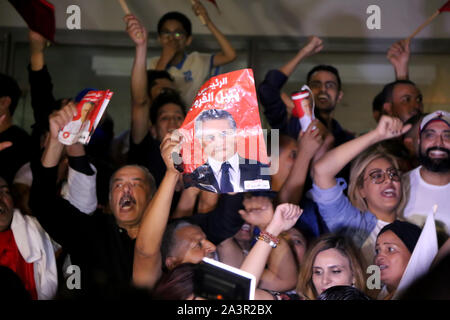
<box><xmin>0</xmin><ymin>0</ymin><xmax>449</xmax><ymax>301</ymax></box>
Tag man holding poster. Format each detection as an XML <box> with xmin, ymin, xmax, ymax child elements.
<box><xmin>181</xmin><ymin>69</ymin><xmax>270</xmax><ymax>194</ymax></box>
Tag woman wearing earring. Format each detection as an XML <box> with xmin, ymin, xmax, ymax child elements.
<box><xmin>296</xmin><ymin>234</ymin><xmax>366</xmax><ymax>299</ymax></box>
<box><xmin>310</xmin><ymin>116</ymin><xmax>411</xmax><ymax>265</ymax></box>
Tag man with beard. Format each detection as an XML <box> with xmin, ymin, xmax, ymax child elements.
<box><xmin>379</xmin><ymin>79</ymin><xmax>424</xmax><ymax>123</ymax></box>
<box><xmin>306</xmin><ymin>64</ymin><xmax>354</xmax><ymax>146</ymax></box>
<box><xmin>402</xmin><ymin>110</ymin><xmax>450</xmax><ymax>237</ymax></box>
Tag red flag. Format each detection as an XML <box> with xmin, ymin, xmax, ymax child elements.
<box><xmin>439</xmin><ymin>0</ymin><xmax>450</xmax><ymax>12</ymax></box>
<box><xmin>8</xmin><ymin>0</ymin><xmax>56</xmax><ymax>42</ymax></box>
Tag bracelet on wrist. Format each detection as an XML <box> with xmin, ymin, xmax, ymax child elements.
<box><xmin>256</xmin><ymin>230</ymin><xmax>280</xmax><ymax>248</ymax></box>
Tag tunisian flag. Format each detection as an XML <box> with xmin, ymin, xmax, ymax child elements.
<box><xmin>8</xmin><ymin>0</ymin><xmax>56</xmax><ymax>42</ymax></box>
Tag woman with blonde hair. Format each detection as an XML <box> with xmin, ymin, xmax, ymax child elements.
<box><xmin>296</xmin><ymin>234</ymin><xmax>366</xmax><ymax>300</ymax></box>
<box><xmin>310</xmin><ymin>116</ymin><xmax>411</xmax><ymax>265</ymax></box>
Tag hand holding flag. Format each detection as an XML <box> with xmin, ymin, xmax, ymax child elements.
<box><xmin>190</xmin><ymin>0</ymin><xmax>221</xmax><ymax>25</ymax></box>
<box><xmin>190</xmin><ymin>0</ymin><xmax>207</xmax><ymax>25</ymax></box>
<box><xmin>407</xmin><ymin>0</ymin><xmax>450</xmax><ymax>41</ymax></box>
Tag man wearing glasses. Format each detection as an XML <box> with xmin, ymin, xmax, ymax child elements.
<box><xmin>150</xmin><ymin>1</ymin><xmax>237</xmax><ymax>105</ymax></box>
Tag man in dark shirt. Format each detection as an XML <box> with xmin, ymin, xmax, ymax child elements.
<box><xmin>29</xmin><ymin>103</ymin><xmax>156</xmax><ymax>296</ymax></box>
<box><xmin>258</xmin><ymin>36</ymin><xmax>353</xmax><ymax>203</ymax></box>
<box><xmin>0</xmin><ymin>73</ymin><xmax>32</xmax><ymax>185</ymax></box>
<box><xmin>30</xmin><ymin>103</ymin><xmax>244</xmax><ymax>297</ymax></box>
<box><xmin>258</xmin><ymin>36</ymin><xmax>354</xmax><ymax>146</ymax></box>
<box><xmin>128</xmin><ymin>91</ymin><xmax>186</xmax><ymax>187</ymax></box>
<box><xmin>183</xmin><ymin>109</ymin><xmax>270</xmax><ymax>193</ymax></box>
<box><xmin>125</xmin><ymin>14</ymin><xmax>186</xmax><ymax>187</ymax></box>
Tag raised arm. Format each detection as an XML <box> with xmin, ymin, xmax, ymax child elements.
<box><xmin>277</xmin><ymin>120</ymin><xmax>324</xmax><ymax>205</ymax></box>
<box><xmin>65</xmin><ymin>143</ymin><xmax>98</xmax><ymax>215</ymax></box>
<box><xmin>172</xmin><ymin>187</ymin><xmax>200</xmax><ymax>218</ymax></box>
<box><xmin>239</xmin><ymin>197</ymin><xmax>300</xmax><ymax>292</ymax></box>
<box><xmin>172</xmin><ymin>187</ymin><xmax>219</xmax><ymax>218</ymax></box>
<box><xmin>133</xmin><ymin>133</ymin><xmax>181</xmax><ymax>288</ymax></box>
<box><xmin>29</xmin><ymin>30</ymin><xmax>46</xmax><ymax>71</ymax></box>
<box><xmin>240</xmin><ymin>203</ymin><xmax>302</xmax><ymax>297</ymax></box>
<box><xmin>28</xmin><ymin>30</ymin><xmax>58</xmax><ymax>137</ymax></box>
<box><xmin>29</xmin><ymin>102</ymin><xmax>93</xmax><ymax>246</ymax></box>
<box><xmin>42</xmin><ymin>103</ymin><xmax>77</xmax><ymax>168</ymax></box>
<box><xmin>279</xmin><ymin>36</ymin><xmax>323</xmax><ymax>77</ymax></box>
<box><xmin>312</xmin><ymin>116</ymin><xmax>411</xmax><ymax>189</ymax></box>
<box><xmin>124</xmin><ymin>14</ymin><xmax>151</xmax><ymax>145</ymax></box>
<box><xmin>387</xmin><ymin>39</ymin><xmax>410</xmax><ymax>80</ymax></box>
<box><xmin>258</xmin><ymin>36</ymin><xmax>322</xmax><ymax>134</ymax></box>
<box><xmin>191</xmin><ymin>0</ymin><xmax>237</xmax><ymax>66</ymax></box>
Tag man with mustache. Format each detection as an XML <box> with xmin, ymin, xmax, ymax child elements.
<box><xmin>402</xmin><ymin>110</ymin><xmax>450</xmax><ymax>237</ymax></box>
<box><xmin>29</xmin><ymin>103</ymin><xmax>157</xmax><ymax>297</ymax></box>
<box><xmin>378</xmin><ymin>79</ymin><xmax>424</xmax><ymax>124</ymax></box>
<box><xmin>30</xmin><ymin>103</ymin><xmax>246</xmax><ymax>297</ymax></box>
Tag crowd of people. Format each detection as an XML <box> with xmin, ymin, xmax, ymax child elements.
<box><xmin>0</xmin><ymin>1</ymin><xmax>449</xmax><ymax>301</ymax></box>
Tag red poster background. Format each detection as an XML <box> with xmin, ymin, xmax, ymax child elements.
<box><xmin>179</xmin><ymin>69</ymin><xmax>269</xmax><ymax>174</ymax></box>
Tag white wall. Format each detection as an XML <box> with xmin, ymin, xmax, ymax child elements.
<box><xmin>0</xmin><ymin>0</ymin><xmax>449</xmax><ymax>38</ymax></box>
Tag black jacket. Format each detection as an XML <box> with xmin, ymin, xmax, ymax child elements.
<box><xmin>29</xmin><ymin>160</ymin><xmax>245</xmax><ymax>296</ymax></box>
<box><xmin>183</xmin><ymin>156</ymin><xmax>270</xmax><ymax>193</ymax></box>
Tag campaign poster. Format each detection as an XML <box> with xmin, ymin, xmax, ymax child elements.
<box><xmin>178</xmin><ymin>69</ymin><xmax>270</xmax><ymax>194</ymax></box>
<box><xmin>58</xmin><ymin>90</ymin><xmax>113</xmax><ymax>145</ymax></box>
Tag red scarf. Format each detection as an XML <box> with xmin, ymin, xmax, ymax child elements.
<box><xmin>0</xmin><ymin>229</ymin><xmax>38</xmax><ymax>300</ymax></box>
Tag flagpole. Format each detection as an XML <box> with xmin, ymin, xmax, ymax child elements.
<box><xmin>118</xmin><ymin>0</ymin><xmax>142</xmax><ymax>39</ymax></box>
<box><xmin>190</xmin><ymin>0</ymin><xmax>207</xmax><ymax>25</ymax></box>
<box><xmin>407</xmin><ymin>10</ymin><xmax>440</xmax><ymax>41</ymax></box>
<box><xmin>118</xmin><ymin>0</ymin><xmax>131</xmax><ymax>15</ymax></box>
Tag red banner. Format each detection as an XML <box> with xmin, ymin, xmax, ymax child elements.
<box><xmin>439</xmin><ymin>0</ymin><xmax>450</xmax><ymax>12</ymax></box>
<box><xmin>8</xmin><ymin>0</ymin><xmax>55</xmax><ymax>42</ymax></box>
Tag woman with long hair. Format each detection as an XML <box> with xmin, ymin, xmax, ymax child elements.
<box><xmin>310</xmin><ymin>116</ymin><xmax>411</xmax><ymax>265</ymax></box>
<box><xmin>296</xmin><ymin>234</ymin><xmax>366</xmax><ymax>299</ymax></box>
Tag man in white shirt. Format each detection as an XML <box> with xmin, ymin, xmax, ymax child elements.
<box><xmin>184</xmin><ymin>109</ymin><xmax>270</xmax><ymax>193</ymax></box>
<box><xmin>402</xmin><ymin>110</ymin><xmax>450</xmax><ymax>237</ymax></box>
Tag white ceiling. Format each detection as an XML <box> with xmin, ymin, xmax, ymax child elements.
<box><xmin>0</xmin><ymin>0</ymin><xmax>449</xmax><ymax>38</ymax></box>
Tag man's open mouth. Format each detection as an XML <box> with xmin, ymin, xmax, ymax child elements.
<box><xmin>119</xmin><ymin>195</ymin><xmax>136</xmax><ymax>209</ymax></box>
